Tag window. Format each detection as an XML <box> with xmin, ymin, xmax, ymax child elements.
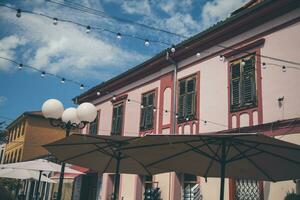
<box><xmin>89</xmin><ymin>111</ymin><xmax>99</xmax><ymax>135</ymax></box>
<box><xmin>178</xmin><ymin>76</ymin><xmax>197</xmax><ymax>123</ymax></box>
<box><xmin>230</xmin><ymin>54</ymin><xmax>256</xmax><ymax>112</ymax></box>
<box><xmin>140</xmin><ymin>92</ymin><xmax>155</xmax><ymax>131</ymax></box>
<box><xmin>111</xmin><ymin>103</ymin><xmax>123</xmax><ymax>135</ymax></box>
<box><xmin>182</xmin><ymin>174</ymin><xmax>201</xmax><ymax>200</ymax></box>
<box><xmin>235</xmin><ymin>179</ymin><xmax>261</xmax><ymax>200</ymax></box>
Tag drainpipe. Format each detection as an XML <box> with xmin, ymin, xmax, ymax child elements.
<box><xmin>166</xmin><ymin>51</ymin><xmax>178</xmax><ymax>135</ymax></box>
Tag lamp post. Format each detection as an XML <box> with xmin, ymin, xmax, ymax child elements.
<box><xmin>42</xmin><ymin>99</ymin><xmax>97</xmax><ymax>200</ymax></box>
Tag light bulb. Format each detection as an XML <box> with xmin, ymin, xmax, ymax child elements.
<box><xmin>186</xmin><ymin>117</ymin><xmax>189</xmax><ymax>121</ymax></box>
<box><xmin>96</xmin><ymin>91</ymin><xmax>101</xmax><ymax>96</ymax></box>
<box><xmin>117</xmin><ymin>33</ymin><xmax>122</xmax><ymax>40</ymax></box>
<box><xmin>262</xmin><ymin>62</ymin><xmax>266</xmax><ymax>69</ymax></box>
<box><xmin>171</xmin><ymin>45</ymin><xmax>176</xmax><ymax>53</ymax></box>
<box><xmin>219</xmin><ymin>55</ymin><xmax>224</xmax><ymax>61</ymax></box>
<box><xmin>16</xmin><ymin>9</ymin><xmax>21</xmax><ymax>18</ymax></box>
<box><xmin>53</xmin><ymin>18</ymin><xmax>58</xmax><ymax>25</ymax></box>
<box><xmin>282</xmin><ymin>66</ymin><xmax>286</xmax><ymax>72</ymax></box>
<box><xmin>175</xmin><ymin>113</ymin><xmax>179</xmax><ymax>118</ymax></box>
<box><xmin>80</xmin><ymin>84</ymin><xmax>84</xmax><ymax>90</ymax></box>
<box><xmin>18</xmin><ymin>64</ymin><xmax>23</xmax><ymax>70</ymax></box>
<box><xmin>144</xmin><ymin>39</ymin><xmax>150</xmax><ymax>47</ymax></box>
<box><xmin>112</xmin><ymin>95</ymin><xmax>116</xmax><ymax>101</ymax></box>
<box><xmin>196</xmin><ymin>52</ymin><xmax>201</xmax><ymax>57</ymax></box>
<box><xmin>153</xmin><ymin>107</ymin><xmax>157</xmax><ymax>112</ymax></box>
<box><xmin>240</xmin><ymin>59</ymin><xmax>245</xmax><ymax>67</ymax></box>
<box><xmin>86</xmin><ymin>26</ymin><xmax>91</xmax><ymax>33</ymax></box>
<box><xmin>41</xmin><ymin>71</ymin><xmax>45</xmax><ymax>77</ymax></box>
<box><xmin>141</xmin><ymin>105</ymin><xmax>144</xmax><ymax>109</ymax></box>
<box><xmin>204</xmin><ymin>120</ymin><xmax>207</xmax><ymax>125</ymax></box>
<box><xmin>61</xmin><ymin>78</ymin><xmax>65</xmax><ymax>84</ymax></box>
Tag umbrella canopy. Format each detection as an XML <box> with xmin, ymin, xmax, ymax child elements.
<box><xmin>44</xmin><ymin>134</ymin><xmax>168</xmax><ymax>175</ymax></box>
<box><xmin>120</xmin><ymin>133</ymin><xmax>300</xmax><ymax>200</ymax></box>
<box><xmin>0</xmin><ymin>159</ymin><xmax>84</xmax><ymax>174</ymax></box>
<box><xmin>44</xmin><ymin>134</ymin><xmax>171</xmax><ymax>200</ymax></box>
<box><xmin>0</xmin><ymin>168</ymin><xmax>56</xmax><ymax>183</ymax></box>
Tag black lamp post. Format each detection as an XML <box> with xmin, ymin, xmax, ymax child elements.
<box><xmin>42</xmin><ymin>99</ymin><xmax>97</xmax><ymax>200</ymax></box>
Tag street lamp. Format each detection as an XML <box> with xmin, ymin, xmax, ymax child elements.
<box><xmin>42</xmin><ymin>99</ymin><xmax>97</xmax><ymax>200</ymax></box>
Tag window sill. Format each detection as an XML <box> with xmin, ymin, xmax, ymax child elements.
<box><xmin>230</xmin><ymin>104</ymin><xmax>257</xmax><ymax>113</ymax></box>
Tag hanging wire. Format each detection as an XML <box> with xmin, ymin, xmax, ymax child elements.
<box><xmin>0</xmin><ymin>56</ymin><xmax>88</xmax><ymax>89</ymax></box>
<box><xmin>1</xmin><ymin>3</ymin><xmax>300</xmax><ymax>68</ymax></box>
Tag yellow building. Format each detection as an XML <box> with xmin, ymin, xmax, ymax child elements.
<box><xmin>4</xmin><ymin>111</ymin><xmax>65</xmax><ymax>163</ymax></box>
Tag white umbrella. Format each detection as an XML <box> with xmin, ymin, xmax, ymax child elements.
<box><xmin>0</xmin><ymin>168</ymin><xmax>56</xmax><ymax>183</ymax></box>
<box><xmin>0</xmin><ymin>159</ymin><xmax>83</xmax><ymax>200</ymax></box>
<box><xmin>0</xmin><ymin>159</ymin><xmax>83</xmax><ymax>174</ymax></box>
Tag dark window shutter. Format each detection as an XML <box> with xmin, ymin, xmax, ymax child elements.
<box><xmin>112</xmin><ymin>104</ymin><xmax>123</xmax><ymax>135</ymax></box>
<box><xmin>231</xmin><ymin>63</ymin><xmax>241</xmax><ymax>108</ymax></box>
<box><xmin>179</xmin><ymin>80</ymin><xmax>186</xmax><ymax>95</ymax></box>
<box><xmin>178</xmin><ymin>95</ymin><xmax>185</xmax><ymax>118</ymax></box>
<box><xmin>242</xmin><ymin>57</ymin><xmax>256</xmax><ymax>104</ymax></box>
<box><xmin>140</xmin><ymin>92</ymin><xmax>155</xmax><ymax>131</ymax></box>
<box><xmin>187</xmin><ymin>79</ymin><xmax>195</xmax><ymax>93</ymax></box>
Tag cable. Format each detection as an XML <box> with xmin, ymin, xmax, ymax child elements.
<box><xmin>0</xmin><ymin>56</ymin><xmax>88</xmax><ymax>89</ymax></box>
<box><xmin>46</xmin><ymin>0</ymin><xmax>187</xmax><ymax>39</ymax></box>
<box><xmin>1</xmin><ymin>3</ymin><xmax>300</xmax><ymax>68</ymax></box>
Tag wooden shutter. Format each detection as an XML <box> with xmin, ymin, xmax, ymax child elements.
<box><xmin>242</xmin><ymin>57</ymin><xmax>256</xmax><ymax>105</ymax></box>
<box><xmin>186</xmin><ymin>79</ymin><xmax>196</xmax><ymax>116</ymax></box>
<box><xmin>112</xmin><ymin>104</ymin><xmax>123</xmax><ymax>135</ymax></box>
<box><xmin>178</xmin><ymin>80</ymin><xmax>186</xmax><ymax>119</ymax></box>
<box><xmin>231</xmin><ymin>63</ymin><xmax>241</xmax><ymax>109</ymax></box>
<box><xmin>145</xmin><ymin>93</ymin><xmax>154</xmax><ymax>128</ymax></box>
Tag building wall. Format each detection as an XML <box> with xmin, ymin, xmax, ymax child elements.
<box><xmin>4</xmin><ymin>115</ymin><xmax>65</xmax><ymax>163</ymax></box>
<box><xmin>83</xmin><ymin>8</ymin><xmax>300</xmax><ymax>200</ymax></box>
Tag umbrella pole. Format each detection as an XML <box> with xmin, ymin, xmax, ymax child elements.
<box><xmin>220</xmin><ymin>140</ymin><xmax>226</xmax><ymax>200</ymax></box>
<box><xmin>35</xmin><ymin>170</ymin><xmax>42</xmax><ymax>200</ymax></box>
<box><xmin>113</xmin><ymin>152</ymin><xmax>121</xmax><ymax>200</ymax></box>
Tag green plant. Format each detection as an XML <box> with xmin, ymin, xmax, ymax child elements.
<box><xmin>284</xmin><ymin>191</ymin><xmax>300</xmax><ymax>200</ymax></box>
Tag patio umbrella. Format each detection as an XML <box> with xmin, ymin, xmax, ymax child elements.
<box><xmin>120</xmin><ymin>133</ymin><xmax>300</xmax><ymax>200</ymax></box>
<box><xmin>43</xmin><ymin>134</ymin><xmax>170</xmax><ymax>200</ymax></box>
<box><xmin>0</xmin><ymin>168</ymin><xmax>56</xmax><ymax>183</ymax></box>
<box><xmin>0</xmin><ymin>159</ymin><xmax>83</xmax><ymax>200</ymax></box>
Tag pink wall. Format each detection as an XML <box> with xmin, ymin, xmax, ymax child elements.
<box><xmin>82</xmin><ymin>8</ymin><xmax>300</xmax><ymax>200</ymax></box>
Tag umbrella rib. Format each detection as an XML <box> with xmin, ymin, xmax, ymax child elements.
<box><xmin>185</xmin><ymin>143</ymin><xmax>220</xmax><ymax>162</ymax></box>
<box><xmin>145</xmin><ymin>142</ymin><xmax>215</xmax><ymax>168</ymax></box>
<box><xmin>198</xmin><ymin>137</ymin><xmax>222</xmax><ymax>160</ymax></box>
<box><xmin>203</xmin><ymin>145</ymin><xmax>222</xmax><ymax>178</ymax></box>
<box><xmin>123</xmin><ymin>153</ymin><xmax>152</xmax><ymax>176</ymax></box>
<box><xmin>231</xmin><ymin>144</ymin><xmax>275</xmax><ymax>182</ymax></box>
<box><xmin>227</xmin><ymin>144</ymin><xmax>261</xmax><ymax>162</ymax></box>
<box><xmin>234</xmin><ymin>140</ymin><xmax>300</xmax><ymax>165</ymax></box>
<box><xmin>233</xmin><ymin>137</ymin><xmax>300</xmax><ymax>151</ymax></box>
<box><xmin>101</xmin><ymin>156</ymin><xmax>113</xmax><ymax>174</ymax></box>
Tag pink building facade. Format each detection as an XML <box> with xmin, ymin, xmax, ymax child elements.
<box><xmin>74</xmin><ymin>0</ymin><xmax>300</xmax><ymax>199</ymax></box>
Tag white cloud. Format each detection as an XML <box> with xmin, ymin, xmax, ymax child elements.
<box><xmin>201</xmin><ymin>0</ymin><xmax>248</xmax><ymax>28</ymax></box>
<box><xmin>121</xmin><ymin>0</ymin><xmax>152</xmax><ymax>15</ymax></box>
<box><xmin>0</xmin><ymin>96</ymin><xmax>7</xmax><ymax>106</ymax></box>
<box><xmin>0</xmin><ymin>35</ymin><xmax>27</xmax><ymax>71</ymax></box>
<box><xmin>0</xmin><ymin>7</ymin><xmax>146</xmax><ymax>80</ymax></box>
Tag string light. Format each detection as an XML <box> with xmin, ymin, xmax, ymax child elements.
<box><xmin>53</xmin><ymin>18</ymin><xmax>58</xmax><ymax>25</ymax></box>
<box><xmin>96</xmin><ymin>91</ymin><xmax>101</xmax><ymax>96</ymax></box>
<box><xmin>116</xmin><ymin>33</ymin><xmax>122</xmax><ymax>40</ymax></box>
<box><xmin>171</xmin><ymin>45</ymin><xmax>176</xmax><ymax>53</ymax></box>
<box><xmin>240</xmin><ymin>59</ymin><xmax>245</xmax><ymax>67</ymax></box>
<box><xmin>112</xmin><ymin>95</ymin><xmax>116</xmax><ymax>101</ymax></box>
<box><xmin>127</xmin><ymin>99</ymin><xmax>130</xmax><ymax>103</ymax></box>
<box><xmin>153</xmin><ymin>107</ymin><xmax>157</xmax><ymax>112</ymax></box>
<box><xmin>140</xmin><ymin>105</ymin><xmax>144</xmax><ymax>109</ymax></box>
<box><xmin>175</xmin><ymin>113</ymin><xmax>179</xmax><ymax>118</ymax></box>
<box><xmin>144</xmin><ymin>39</ymin><xmax>150</xmax><ymax>47</ymax></box>
<box><xmin>41</xmin><ymin>71</ymin><xmax>46</xmax><ymax>77</ymax></box>
<box><xmin>86</xmin><ymin>25</ymin><xmax>91</xmax><ymax>33</ymax></box>
<box><xmin>185</xmin><ymin>117</ymin><xmax>189</xmax><ymax>121</ymax></box>
<box><xmin>61</xmin><ymin>78</ymin><xmax>65</xmax><ymax>84</ymax></box>
<box><xmin>16</xmin><ymin>9</ymin><xmax>21</xmax><ymax>18</ymax></box>
<box><xmin>262</xmin><ymin>62</ymin><xmax>266</xmax><ymax>69</ymax></box>
<box><xmin>80</xmin><ymin>84</ymin><xmax>84</xmax><ymax>89</ymax></box>
<box><xmin>204</xmin><ymin>120</ymin><xmax>207</xmax><ymax>125</ymax></box>
<box><xmin>282</xmin><ymin>65</ymin><xmax>286</xmax><ymax>72</ymax></box>
<box><xmin>196</xmin><ymin>52</ymin><xmax>201</xmax><ymax>57</ymax></box>
<box><xmin>219</xmin><ymin>55</ymin><xmax>224</xmax><ymax>62</ymax></box>
<box><xmin>18</xmin><ymin>63</ymin><xmax>23</xmax><ymax>70</ymax></box>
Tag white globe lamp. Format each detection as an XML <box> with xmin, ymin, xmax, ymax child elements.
<box><xmin>42</xmin><ymin>99</ymin><xmax>64</xmax><ymax>119</ymax></box>
<box><xmin>77</xmin><ymin>102</ymin><xmax>97</xmax><ymax>122</ymax></box>
<box><xmin>61</xmin><ymin>108</ymin><xmax>80</xmax><ymax>124</ymax></box>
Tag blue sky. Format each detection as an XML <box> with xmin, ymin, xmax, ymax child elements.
<box><xmin>0</xmin><ymin>0</ymin><xmax>247</xmax><ymax>123</ymax></box>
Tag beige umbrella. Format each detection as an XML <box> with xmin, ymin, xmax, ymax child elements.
<box><xmin>120</xmin><ymin>133</ymin><xmax>300</xmax><ymax>200</ymax></box>
<box><xmin>44</xmin><ymin>134</ymin><xmax>170</xmax><ymax>200</ymax></box>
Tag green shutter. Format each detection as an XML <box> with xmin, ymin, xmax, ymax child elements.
<box><xmin>231</xmin><ymin>63</ymin><xmax>241</xmax><ymax>109</ymax></box>
<box><xmin>112</xmin><ymin>104</ymin><xmax>123</xmax><ymax>135</ymax></box>
<box><xmin>140</xmin><ymin>92</ymin><xmax>155</xmax><ymax>131</ymax></box>
<box><xmin>242</xmin><ymin>57</ymin><xmax>256</xmax><ymax>104</ymax></box>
